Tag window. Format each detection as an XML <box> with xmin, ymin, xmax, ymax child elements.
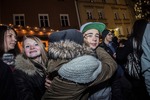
<box><xmin>123</xmin><ymin>13</ymin><xmax>127</xmax><ymax>19</ymax></box>
<box><xmin>118</xmin><ymin>28</ymin><xmax>121</xmax><ymax>35</ymax></box>
<box><xmin>102</xmin><ymin>0</ymin><xmax>107</xmax><ymax>3</ymax></box>
<box><xmin>86</xmin><ymin>10</ymin><xmax>93</xmax><ymax>19</ymax></box>
<box><xmin>90</xmin><ymin>0</ymin><xmax>94</xmax><ymax>2</ymax></box>
<box><xmin>60</xmin><ymin>14</ymin><xmax>70</xmax><ymax>27</ymax></box>
<box><xmin>114</xmin><ymin>12</ymin><xmax>120</xmax><ymax>20</ymax></box>
<box><xmin>126</xmin><ymin>27</ymin><xmax>129</xmax><ymax>34</ymax></box>
<box><xmin>98</xmin><ymin>10</ymin><xmax>105</xmax><ymax>19</ymax></box>
<box><xmin>114</xmin><ymin>0</ymin><xmax>119</xmax><ymax>4</ymax></box>
<box><xmin>38</xmin><ymin>14</ymin><xmax>50</xmax><ymax>27</ymax></box>
<box><xmin>13</xmin><ymin>14</ymin><xmax>25</xmax><ymax>26</ymax></box>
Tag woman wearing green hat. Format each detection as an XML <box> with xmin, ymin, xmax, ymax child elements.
<box><xmin>80</xmin><ymin>22</ymin><xmax>118</xmax><ymax>100</ymax></box>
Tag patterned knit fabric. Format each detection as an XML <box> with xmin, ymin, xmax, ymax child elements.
<box><xmin>58</xmin><ymin>55</ymin><xmax>102</xmax><ymax>84</ymax></box>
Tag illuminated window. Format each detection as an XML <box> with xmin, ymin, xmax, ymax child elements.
<box><xmin>60</xmin><ymin>14</ymin><xmax>70</xmax><ymax>27</ymax></box>
<box><xmin>13</xmin><ymin>14</ymin><xmax>25</xmax><ymax>26</ymax></box>
<box><xmin>86</xmin><ymin>10</ymin><xmax>93</xmax><ymax>19</ymax></box>
<box><xmin>38</xmin><ymin>14</ymin><xmax>50</xmax><ymax>27</ymax></box>
<box><xmin>126</xmin><ymin>27</ymin><xmax>129</xmax><ymax>34</ymax></box>
<box><xmin>98</xmin><ymin>10</ymin><xmax>105</xmax><ymax>19</ymax></box>
<box><xmin>114</xmin><ymin>12</ymin><xmax>120</xmax><ymax>19</ymax></box>
<box><xmin>123</xmin><ymin>13</ymin><xmax>127</xmax><ymax>19</ymax></box>
<box><xmin>90</xmin><ymin>0</ymin><xmax>94</xmax><ymax>2</ymax></box>
<box><xmin>114</xmin><ymin>0</ymin><xmax>119</xmax><ymax>4</ymax></box>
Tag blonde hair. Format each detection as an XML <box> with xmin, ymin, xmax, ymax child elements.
<box><xmin>22</xmin><ymin>36</ymin><xmax>48</xmax><ymax>65</ymax></box>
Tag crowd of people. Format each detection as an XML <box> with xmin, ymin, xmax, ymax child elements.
<box><xmin>0</xmin><ymin>19</ymin><xmax>150</xmax><ymax>100</ymax></box>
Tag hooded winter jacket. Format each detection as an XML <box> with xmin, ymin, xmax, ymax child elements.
<box><xmin>42</xmin><ymin>40</ymin><xmax>117</xmax><ymax>100</ymax></box>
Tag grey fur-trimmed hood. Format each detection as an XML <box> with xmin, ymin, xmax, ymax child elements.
<box><xmin>15</xmin><ymin>54</ymin><xmax>37</xmax><ymax>75</ymax></box>
<box><xmin>48</xmin><ymin>40</ymin><xmax>95</xmax><ymax>60</ymax></box>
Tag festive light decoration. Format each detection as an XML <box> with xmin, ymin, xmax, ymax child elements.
<box><xmin>134</xmin><ymin>0</ymin><xmax>150</xmax><ymax>20</ymax></box>
<box><xmin>0</xmin><ymin>24</ymin><xmax>55</xmax><ymax>51</ymax></box>
<box><xmin>0</xmin><ymin>24</ymin><xmax>56</xmax><ymax>37</ymax></box>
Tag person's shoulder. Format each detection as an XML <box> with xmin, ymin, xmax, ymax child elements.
<box><xmin>99</xmin><ymin>42</ymin><xmax>105</xmax><ymax>48</ymax></box>
<box><xmin>0</xmin><ymin>59</ymin><xmax>9</xmax><ymax>68</ymax></box>
<box><xmin>96</xmin><ymin>46</ymin><xmax>105</xmax><ymax>50</ymax></box>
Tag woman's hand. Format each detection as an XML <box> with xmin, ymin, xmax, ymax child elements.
<box><xmin>45</xmin><ymin>76</ymin><xmax>52</xmax><ymax>91</ymax></box>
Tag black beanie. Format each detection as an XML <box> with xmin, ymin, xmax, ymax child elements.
<box><xmin>49</xmin><ymin>29</ymin><xmax>84</xmax><ymax>45</ymax></box>
<box><xmin>102</xmin><ymin>29</ymin><xmax>110</xmax><ymax>39</ymax></box>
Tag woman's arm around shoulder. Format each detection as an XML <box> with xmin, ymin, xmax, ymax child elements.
<box><xmin>93</xmin><ymin>47</ymin><xmax>117</xmax><ymax>84</ymax></box>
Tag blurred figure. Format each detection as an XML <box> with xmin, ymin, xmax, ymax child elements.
<box><xmin>141</xmin><ymin>21</ymin><xmax>150</xmax><ymax>96</ymax></box>
<box><xmin>116</xmin><ymin>19</ymin><xmax>150</xmax><ymax>100</ymax></box>
<box><xmin>100</xmin><ymin>29</ymin><xmax>117</xmax><ymax>59</ymax></box>
<box><xmin>13</xmin><ymin>36</ymin><xmax>48</xmax><ymax>100</ymax></box>
<box><xmin>0</xmin><ymin>25</ymin><xmax>20</xmax><ymax>100</ymax></box>
<box><xmin>112</xmin><ymin>36</ymin><xmax>119</xmax><ymax>47</ymax></box>
<box><xmin>118</xmin><ymin>39</ymin><xmax>127</xmax><ymax>47</ymax></box>
<box><xmin>100</xmin><ymin>29</ymin><xmax>128</xmax><ymax>100</ymax></box>
<box><xmin>116</xmin><ymin>39</ymin><xmax>128</xmax><ymax>66</ymax></box>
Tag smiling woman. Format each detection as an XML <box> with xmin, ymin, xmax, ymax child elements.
<box><xmin>23</xmin><ymin>37</ymin><xmax>42</xmax><ymax>62</ymax></box>
<box><xmin>0</xmin><ymin>25</ymin><xmax>20</xmax><ymax>100</ymax></box>
<box><xmin>0</xmin><ymin>25</ymin><xmax>20</xmax><ymax>58</ymax></box>
<box><xmin>13</xmin><ymin>36</ymin><xmax>48</xmax><ymax>100</ymax></box>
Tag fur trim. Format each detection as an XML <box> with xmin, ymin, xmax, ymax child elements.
<box><xmin>48</xmin><ymin>40</ymin><xmax>95</xmax><ymax>59</ymax></box>
<box><xmin>15</xmin><ymin>54</ymin><xmax>37</xmax><ymax>75</ymax></box>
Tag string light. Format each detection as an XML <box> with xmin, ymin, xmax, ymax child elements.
<box><xmin>0</xmin><ymin>24</ymin><xmax>57</xmax><ymax>36</ymax></box>
<box><xmin>134</xmin><ymin>0</ymin><xmax>150</xmax><ymax>20</ymax></box>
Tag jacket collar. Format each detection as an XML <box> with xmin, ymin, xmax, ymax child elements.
<box><xmin>48</xmin><ymin>40</ymin><xmax>95</xmax><ymax>60</ymax></box>
<box><xmin>15</xmin><ymin>54</ymin><xmax>44</xmax><ymax>75</ymax></box>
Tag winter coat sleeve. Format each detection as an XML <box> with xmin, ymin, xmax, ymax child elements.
<box><xmin>141</xmin><ymin>23</ymin><xmax>150</xmax><ymax>96</ymax></box>
<box><xmin>90</xmin><ymin>47</ymin><xmax>117</xmax><ymax>86</ymax></box>
<box><xmin>13</xmin><ymin>70</ymin><xmax>35</xmax><ymax>100</ymax></box>
<box><xmin>0</xmin><ymin>60</ymin><xmax>17</xmax><ymax>100</ymax></box>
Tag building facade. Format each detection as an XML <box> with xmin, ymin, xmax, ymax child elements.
<box><xmin>77</xmin><ymin>0</ymin><xmax>136</xmax><ymax>37</ymax></box>
<box><xmin>0</xmin><ymin>0</ymin><xmax>79</xmax><ymax>31</ymax></box>
<box><xmin>0</xmin><ymin>0</ymin><xmax>80</xmax><ymax>50</ymax></box>
<box><xmin>0</xmin><ymin>0</ymin><xmax>136</xmax><ymax>49</ymax></box>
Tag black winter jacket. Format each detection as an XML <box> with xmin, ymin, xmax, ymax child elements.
<box><xmin>0</xmin><ymin>59</ymin><xmax>17</xmax><ymax>100</ymax></box>
<box><xmin>13</xmin><ymin>55</ymin><xmax>47</xmax><ymax>100</ymax></box>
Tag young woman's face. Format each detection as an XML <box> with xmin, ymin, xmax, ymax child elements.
<box><xmin>83</xmin><ymin>29</ymin><xmax>100</xmax><ymax>49</ymax></box>
<box><xmin>4</xmin><ymin>29</ymin><xmax>17</xmax><ymax>52</ymax></box>
<box><xmin>24</xmin><ymin>38</ymin><xmax>41</xmax><ymax>59</ymax></box>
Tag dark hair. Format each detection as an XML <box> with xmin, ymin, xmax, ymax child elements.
<box><xmin>0</xmin><ymin>25</ymin><xmax>20</xmax><ymax>57</ymax></box>
<box><xmin>130</xmin><ymin>19</ymin><xmax>148</xmax><ymax>56</ymax></box>
<box><xmin>119</xmin><ymin>39</ymin><xmax>127</xmax><ymax>45</ymax></box>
